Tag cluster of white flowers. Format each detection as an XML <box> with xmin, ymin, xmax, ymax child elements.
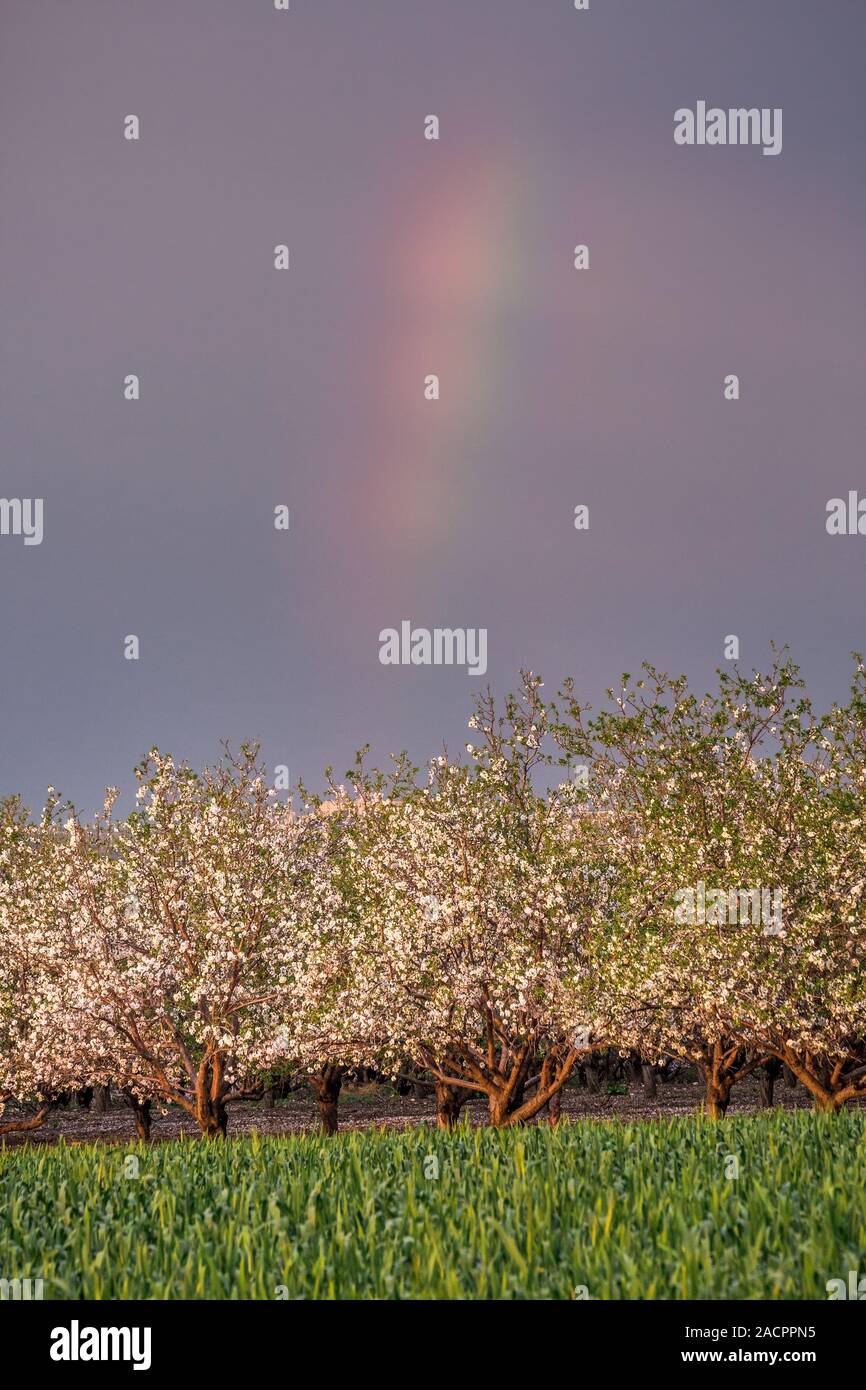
<box><xmin>1</xmin><ymin>656</ymin><xmax>864</xmax><ymax>1136</ymax></box>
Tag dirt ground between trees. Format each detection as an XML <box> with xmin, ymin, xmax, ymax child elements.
<box><xmin>0</xmin><ymin>1074</ymin><xmax>820</xmax><ymax>1148</ymax></box>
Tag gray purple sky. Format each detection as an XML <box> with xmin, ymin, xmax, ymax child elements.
<box><xmin>1</xmin><ymin>0</ymin><xmax>864</xmax><ymax>812</ymax></box>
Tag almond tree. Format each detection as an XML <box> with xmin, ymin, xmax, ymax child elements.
<box><xmin>554</xmin><ymin>653</ymin><xmax>810</xmax><ymax>1117</ymax></box>
<box><xmin>752</xmin><ymin>656</ymin><xmax>866</xmax><ymax>1109</ymax></box>
<box><xmin>54</xmin><ymin>747</ymin><xmax>300</xmax><ymax>1138</ymax></box>
<box><xmin>280</xmin><ymin>756</ymin><xmax>424</xmax><ymax>1133</ymax></box>
<box><xmin>329</xmin><ymin>677</ymin><xmax>608</xmax><ymax>1127</ymax></box>
<box><xmin>0</xmin><ymin>796</ymin><xmax>82</xmax><ymax>1136</ymax></box>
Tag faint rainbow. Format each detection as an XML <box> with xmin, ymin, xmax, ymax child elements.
<box><xmin>363</xmin><ymin>152</ymin><xmax>528</xmax><ymax>574</ymax></box>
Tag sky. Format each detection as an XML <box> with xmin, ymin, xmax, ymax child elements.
<box><xmin>1</xmin><ymin>0</ymin><xmax>864</xmax><ymax>813</ymax></box>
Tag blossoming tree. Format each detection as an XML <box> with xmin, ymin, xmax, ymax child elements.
<box><xmin>0</xmin><ymin>795</ymin><xmax>82</xmax><ymax>1135</ymax></box>
<box><xmin>53</xmin><ymin>747</ymin><xmax>300</xmax><ymax>1138</ymax></box>
<box><xmin>321</xmin><ymin>677</ymin><xmax>609</xmax><ymax>1127</ymax></box>
<box><xmin>555</xmin><ymin>652</ymin><xmax>818</xmax><ymax>1117</ymax></box>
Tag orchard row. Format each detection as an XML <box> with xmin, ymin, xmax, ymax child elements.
<box><xmin>1</xmin><ymin>648</ymin><xmax>864</xmax><ymax>1139</ymax></box>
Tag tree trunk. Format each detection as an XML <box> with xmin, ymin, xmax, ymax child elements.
<box><xmin>488</xmin><ymin>1092</ymin><xmax>509</xmax><ymax>1126</ymax></box>
<box><xmin>783</xmin><ymin>1065</ymin><xmax>798</xmax><ymax>1090</ymax></box>
<box><xmin>548</xmin><ymin>1087</ymin><xmax>562</xmax><ymax>1126</ymax></box>
<box><xmin>75</xmin><ymin>1088</ymin><xmax>93</xmax><ymax>1110</ymax></box>
<box><xmin>132</xmin><ymin>1099</ymin><xmax>152</xmax><ymax>1142</ymax></box>
<box><xmin>584</xmin><ymin>1056</ymin><xmax>603</xmax><ymax>1094</ymax></box>
<box><xmin>771</xmin><ymin>1052</ymin><xmax>848</xmax><ymax>1113</ymax></box>
<box><xmin>318</xmin><ymin>1096</ymin><xmax>339</xmax><ymax>1134</ymax></box>
<box><xmin>704</xmin><ymin>1078</ymin><xmax>732</xmax><ymax>1119</ymax></box>
<box><xmin>311</xmin><ymin>1065</ymin><xmax>343</xmax><ymax>1136</ymax></box>
<box><xmin>641</xmin><ymin>1063</ymin><xmax>657</xmax><ymax>1100</ymax></box>
<box><xmin>506</xmin><ymin>1078</ymin><xmax>527</xmax><ymax>1117</ymax></box>
<box><xmin>811</xmin><ymin>1090</ymin><xmax>840</xmax><ymax>1114</ymax></box>
<box><xmin>93</xmin><ymin>1085</ymin><xmax>111</xmax><ymax>1113</ymax></box>
<box><xmin>197</xmin><ymin>1097</ymin><xmax>228</xmax><ymax>1138</ymax></box>
<box><xmin>434</xmin><ymin>1080</ymin><xmax>465</xmax><ymax>1129</ymax></box>
<box><xmin>758</xmin><ymin>1058</ymin><xmax>782</xmax><ymax>1109</ymax></box>
<box><xmin>492</xmin><ymin>1061</ymin><xmax>574</xmax><ymax>1128</ymax></box>
<box><xmin>0</xmin><ymin>1105</ymin><xmax>50</xmax><ymax>1137</ymax></box>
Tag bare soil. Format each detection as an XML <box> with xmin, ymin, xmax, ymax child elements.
<box><xmin>0</xmin><ymin>1074</ymin><xmax>817</xmax><ymax>1148</ymax></box>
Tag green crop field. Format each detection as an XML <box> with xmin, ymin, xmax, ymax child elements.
<box><xmin>2</xmin><ymin>1111</ymin><xmax>863</xmax><ymax>1300</ymax></box>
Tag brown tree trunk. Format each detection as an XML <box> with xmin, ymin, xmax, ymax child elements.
<box><xmin>434</xmin><ymin>1080</ymin><xmax>465</xmax><ymax>1128</ymax></box>
<box><xmin>506</xmin><ymin>1078</ymin><xmax>527</xmax><ymax>1117</ymax></box>
<box><xmin>197</xmin><ymin>1096</ymin><xmax>228</xmax><ymax>1138</ymax></box>
<box><xmin>0</xmin><ymin>1105</ymin><xmax>50</xmax><ymax>1137</ymax></box>
<box><xmin>811</xmin><ymin>1089</ymin><xmax>840</xmax><ymax>1114</ymax></box>
<box><xmin>492</xmin><ymin>1049</ymin><xmax>579</xmax><ymax>1127</ymax></box>
<box><xmin>548</xmin><ymin>1087</ymin><xmax>562</xmax><ymax>1126</ymax></box>
<box><xmin>783</xmin><ymin>1065</ymin><xmax>798</xmax><ymax>1090</ymax></box>
<box><xmin>758</xmin><ymin>1058</ymin><xmax>782</xmax><ymax>1109</ymax></box>
<box><xmin>641</xmin><ymin>1063</ymin><xmax>657</xmax><ymax>1100</ymax></box>
<box><xmin>770</xmin><ymin>1050</ymin><xmax>845</xmax><ymax>1113</ymax></box>
<box><xmin>132</xmin><ymin>1099</ymin><xmax>152</xmax><ymax>1142</ymax></box>
<box><xmin>801</xmin><ymin>1061</ymin><xmax>842</xmax><ymax>1113</ymax></box>
<box><xmin>704</xmin><ymin>1078</ymin><xmax>732</xmax><ymax>1119</ymax></box>
<box><xmin>311</xmin><ymin>1065</ymin><xmax>343</xmax><ymax>1135</ymax></box>
<box><xmin>93</xmin><ymin>1085</ymin><xmax>111</xmax><ymax>1113</ymax></box>
<box><xmin>584</xmin><ymin>1056</ymin><xmax>603</xmax><ymax>1094</ymax></box>
<box><xmin>698</xmin><ymin>1041</ymin><xmax>742</xmax><ymax>1119</ymax></box>
<box><xmin>488</xmin><ymin>1092</ymin><xmax>509</xmax><ymax>1126</ymax></box>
